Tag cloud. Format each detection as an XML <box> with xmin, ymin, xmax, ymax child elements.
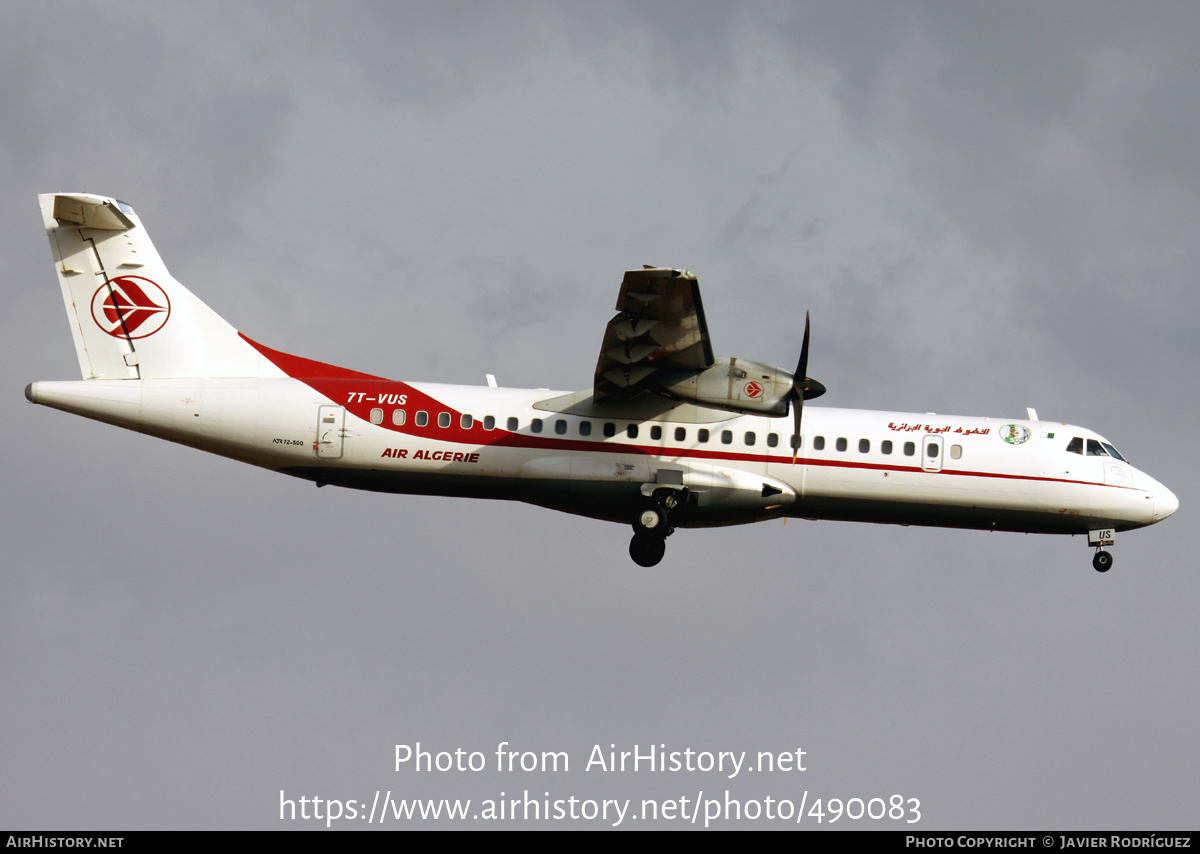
<box><xmin>3</xmin><ymin>2</ymin><xmax>1194</xmax><ymax>828</ymax></box>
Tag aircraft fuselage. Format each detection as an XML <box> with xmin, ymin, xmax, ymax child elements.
<box><xmin>26</xmin><ymin>371</ymin><xmax>1174</xmax><ymax>537</ymax></box>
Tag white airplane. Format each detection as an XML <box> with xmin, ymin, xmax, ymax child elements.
<box><xmin>27</xmin><ymin>193</ymin><xmax>1177</xmax><ymax>570</ymax></box>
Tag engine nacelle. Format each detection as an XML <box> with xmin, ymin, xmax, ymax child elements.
<box><xmin>656</xmin><ymin>356</ymin><xmax>794</xmax><ymax>417</ymax></box>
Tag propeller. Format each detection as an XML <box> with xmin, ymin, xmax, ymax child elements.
<box><xmin>789</xmin><ymin>312</ymin><xmax>826</xmax><ymax>463</ymax></box>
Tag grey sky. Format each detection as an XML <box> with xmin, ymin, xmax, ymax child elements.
<box><xmin>3</xmin><ymin>1</ymin><xmax>1196</xmax><ymax>829</ymax></box>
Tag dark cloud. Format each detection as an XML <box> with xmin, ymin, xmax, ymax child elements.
<box><xmin>769</xmin><ymin>2</ymin><xmax>1200</xmax><ymax>411</ymax></box>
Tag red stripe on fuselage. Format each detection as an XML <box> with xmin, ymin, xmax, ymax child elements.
<box><xmin>239</xmin><ymin>333</ymin><xmax>1134</xmax><ymax>492</ymax></box>
<box><xmin>240</xmin><ymin>334</ymin><xmax>387</xmax><ymax>381</ymax></box>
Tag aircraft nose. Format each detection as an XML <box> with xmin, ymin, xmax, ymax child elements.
<box><xmin>1154</xmin><ymin>485</ymin><xmax>1179</xmax><ymax>522</ymax></box>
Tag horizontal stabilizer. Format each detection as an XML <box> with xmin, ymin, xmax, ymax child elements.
<box><xmin>51</xmin><ymin>194</ymin><xmax>135</xmax><ymax>231</ymax></box>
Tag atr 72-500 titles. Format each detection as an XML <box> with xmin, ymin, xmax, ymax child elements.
<box><xmin>27</xmin><ymin>194</ymin><xmax>1177</xmax><ymax>568</ymax></box>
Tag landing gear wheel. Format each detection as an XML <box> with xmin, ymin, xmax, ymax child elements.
<box><xmin>633</xmin><ymin>505</ymin><xmax>669</xmax><ymax>534</ymax></box>
<box><xmin>1093</xmin><ymin>550</ymin><xmax>1113</xmax><ymax>573</ymax></box>
<box><xmin>629</xmin><ymin>533</ymin><xmax>666</xmax><ymax>567</ymax></box>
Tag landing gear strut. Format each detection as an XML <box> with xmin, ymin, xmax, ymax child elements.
<box><xmin>628</xmin><ymin>488</ymin><xmax>684</xmax><ymax>567</ymax></box>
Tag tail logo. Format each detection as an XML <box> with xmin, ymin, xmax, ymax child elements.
<box><xmin>90</xmin><ymin>277</ymin><xmax>171</xmax><ymax>339</ymax></box>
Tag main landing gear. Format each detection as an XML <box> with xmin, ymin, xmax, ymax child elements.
<box><xmin>1092</xmin><ymin>549</ymin><xmax>1113</xmax><ymax>573</ymax></box>
<box><xmin>628</xmin><ymin>489</ymin><xmax>682</xmax><ymax>567</ymax></box>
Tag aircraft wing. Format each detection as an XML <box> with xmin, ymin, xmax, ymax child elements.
<box><xmin>593</xmin><ymin>267</ymin><xmax>715</xmax><ymax>399</ymax></box>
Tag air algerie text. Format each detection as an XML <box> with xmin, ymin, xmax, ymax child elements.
<box><xmin>381</xmin><ymin>449</ymin><xmax>480</xmax><ymax>462</ymax></box>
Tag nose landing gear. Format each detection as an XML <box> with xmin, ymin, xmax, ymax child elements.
<box><xmin>1089</xmin><ymin>528</ymin><xmax>1115</xmax><ymax>573</ymax></box>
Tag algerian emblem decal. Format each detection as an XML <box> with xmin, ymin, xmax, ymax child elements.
<box><xmin>1000</xmin><ymin>424</ymin><xmax>1032</xmax><ymax>445</ymax></box>
<box><xmin>91</xmin><ymin>276</ymin><xmax>171</xmax><ymax>339</ymax></box>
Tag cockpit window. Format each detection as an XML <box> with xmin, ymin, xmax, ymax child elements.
<box><xmin>1101</xmin><ymin>442</ymin><xmax>1127</xmax><ymax>462</ymax></box>
<box><xmin>1072</xmin><ymin>435</ymin><xmax>1127</xmax><ymax>461</ymax></box>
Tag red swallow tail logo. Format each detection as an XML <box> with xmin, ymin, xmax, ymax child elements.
<box><xmin>90</xmin><ymin>276</ymin><xmax>171</xmax><ymax>339</ymax></box>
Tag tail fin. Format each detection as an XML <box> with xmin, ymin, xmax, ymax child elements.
<box><xmin>40</xmin><ymin>193</ymin><xmax>277</xmax><ymax>379</ymax></box>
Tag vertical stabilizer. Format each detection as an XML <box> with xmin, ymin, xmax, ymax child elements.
<box><xmin>39</xmin><ymin>193</ymin><xmax>281</xmax><ymax>380</ymax></box>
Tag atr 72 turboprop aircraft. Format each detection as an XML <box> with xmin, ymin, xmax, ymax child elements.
<box><xmin>27</xmin><ymin>193</ymin><xmax>1177</xmax><ymax>569</ymax></box>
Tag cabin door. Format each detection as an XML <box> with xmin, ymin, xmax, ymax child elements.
<box><xmin>316</xmin><ymin>405</ymin><xmax>345</xmax><ymax>459</ymax></box>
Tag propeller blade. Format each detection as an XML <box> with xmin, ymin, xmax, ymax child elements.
<box><xmin>791</xmin><ymin>314</ymin><xmax>810</xmax><ymax>463</ymax></box>
<box><xmin>795</xmin><ymin>313</ymin><xmax>810</xmax><ymax>385</ymax></box>
<box><xmin>792</xmin><ymin>388</ymin><xmax>803</xmax><ymax>464</ymax></box>
<box><xmin>790</xmin><ymin>312</ymin><xmax>826</xmax><ymax>463</ymax></box>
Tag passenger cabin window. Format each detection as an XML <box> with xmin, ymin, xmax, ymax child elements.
<box><xmin>950</xmin><ymin>444</ymin><xmax>962</xmax><ymax>459</ymax></box>
<box><xmin>438</xmin><ymin>412</ymin><xmax>451</xmax><ymax>428</ymax></box>
<box><xmin>721</xmin><ymin>430</ymin><xmax>733</xmax><ymax>445</ymax></box>
<box><xmin>531</xmin><ymin>418</ymin><xmax>543</xmax><ymax>433</ymax></box>
<box><xmin>675</xmin><ymin>427</ymin><xmax>686</xmax><ymax>442</ymax></box>
<box><xmin>882</xmin><ymin>440</ymin><xmax>893</xmax><ymax>454</ymax></box>
<box><xmin>835</xmin><ymin>437</ymin><xmax>847</xmax><ymax>452</ymax></box>
<box><xmin>859</xmin><ymin>439</ymin><xmax>870</xmax><ymax>453</ymax></box>
<box><xmin>650</xmin><ymin>425</ymin><xmax>662</xmax><ymax>441</ymax></box>
<box><xmin>507</xmin><ymin>417</ymin><xmax>518</xmax><ymax>432</ymax></box>
<box><xmin>698</xmin><ymin>429</ymin><xmax>710</xmax><ymax>443</ymax></box>
<box><xmin>767</xmin><ymin>433</ymin><xmax>779</xmax><ymax>448</ymax></box>
<box><xmin>790</xmin><ymin>434</ymin><xmax>801</xmax><ymax>450</ymax></box>
<box><xmin>813</xmin><ymin>436</ymin><xmax>825</xmax><ymax>451</ymax></box>
<box><xmin>745</xmin><ymin>432</ymin><xmax>756</xmax><ymax>446</ymax></box>
<box><xmin>370</xmin><ymin>408</ymin><xmax>384</xmax><ymax>424</ymax></box>
<box><xmin>579</xmin><ymin>421</ymin><xmax>591</xmax><ymax>436</ymax></box>
<box><xmin>603</xmin><ymin>422</ymin><xmax>616</xmax><ymax>437</ymax></box>
<box><xmin>460</xmin><ymin>414</ymin><xmax>473</xmax><ymax>429</ymax></box>
<box><xmin>626</xmin><ymin>425</ymin><xmax>638</xmax><ymax>439</ymax></box>
<box><xmin>483</xmin><ymin>415</ymin><xmax>495</xmax><ymax>430</ymax></box>
<box><xmin>555</xmin><ymin>419</ymin><xmax>567</xmax><ymax>435</ymax></box>
<box><xmin>416</xmin><ymin>411</ymin><xmax>429</xmax><ymax>427</ymax></box>
<box><xmin>903</xmin><ymin>441</ymin><xmax>915</xmax><ymax>456</ymax></box>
